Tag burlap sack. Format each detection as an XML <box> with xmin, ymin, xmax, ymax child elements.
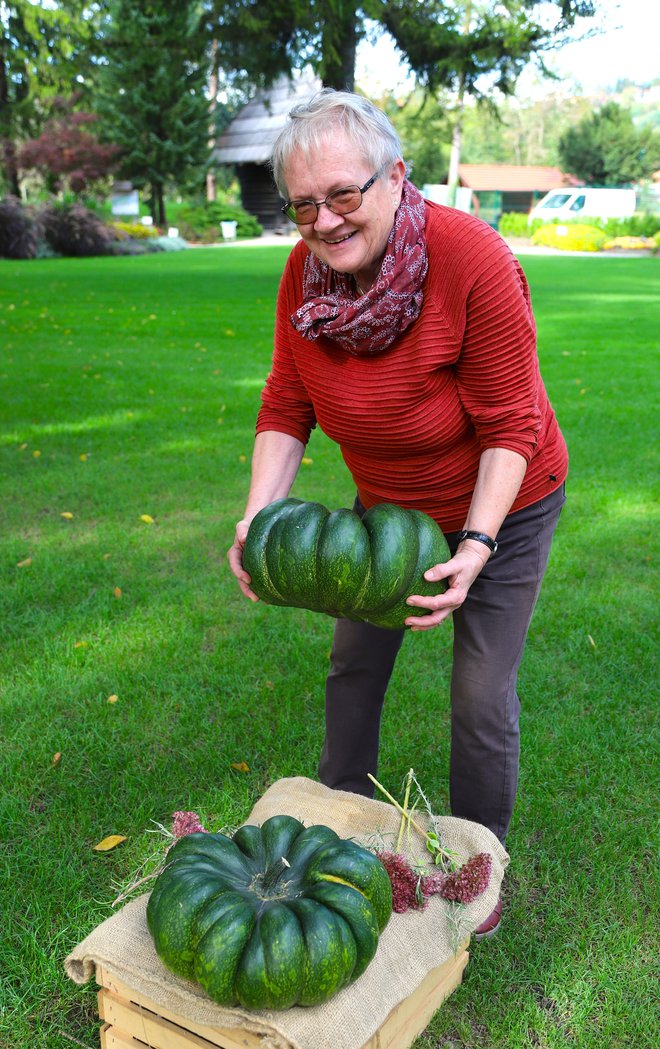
<box><xmin>66</xmin><ymin>776</ymin><xmax>508</xmax><ymax>1049</ymax></box>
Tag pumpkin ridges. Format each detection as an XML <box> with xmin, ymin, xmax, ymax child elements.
<box><xmin>243</xmin><ymin>498</ymin><xmax>449</xmax><ymax>629</ymax></box>
<box><xmin>193</xmin><ymin>893</ymin><xmax>256</xmax><ymax>1005</ymax></box>
<box><xmin>270</xmin><ymin>501</ymin><xmax>328</xmax><ymax>610</ymax></box>
<box><xmin>242</xmin><ymin>498</ymin><xmax>301</xmax><ymax>604</ymax></box>
<box><xmin>305</xmin><ymin>840</ymin><xmax>393</xmax><ymax>933</ymax></box>
<box><xmin>288</xmin><ymin>897</ymin><xmax>358</xmax><ymax>1006</ymax></box>
<box><xmin>353</xmin><ymin>503</ymin><xmax>419</xmax><ymax>615</ymax></box>
<box><xmin>234</xmin><ymin>903</ymin><xmax>306</xmax><ymax>1010</ymax></box>
<box><xmin>147</xmin><ymin>819</ymin><xmax>393</xmax><ymax>1009</ymax></box>
<box><xmin>259</xmin><ymin>814</ymin><xmax>307</xmax><ymax>870</ymax></box>
<box><xmin>315</xmin><ymin>508</ymin><xmax>371</xmax><ymax>616</ymax></box>
<box><xmin>146</xmin><ymin>870</ymin><xmax>229</xmax><ymax>980</ymax></box>
<box><xmin>364</xmin><ymin>509</ymin><xmax>450</xmax><ymax>629</ymax></box>
<box><xmin>304</xmin><ymin>881</ymin><xmax>380</xmax><ymax>979</ymax></box>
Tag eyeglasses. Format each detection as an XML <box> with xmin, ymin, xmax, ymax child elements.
<box><xmin>281</xmin><ymin>172</ymin><xmax>380</xmax><ymax>225</ymax></box>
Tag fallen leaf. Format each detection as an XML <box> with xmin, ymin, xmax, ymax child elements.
<box><xmin>93</xmin><ymin>834</ymin><xmax>127</xmax><ymax>852</ymax></box>
<box><xmin>17</xmin><ymin>557</ymin><xmax>32</xmax><ymax>568</ymax></box>
<box><xmin>301</xmin><ymin>457</ymin><xmax>313</xmax><ymax>466</ymax></box>
<box><xmin>238</xmin><ymin>454</ymin><xmax>247</xmax><ymax>463</ymax></box>
<box><xmin>231</xmin><ymin>761</ymin><xmax>250</xmax><ymax>773</ymax></box>
<box><xmin>113</xmin><ymin>587</ymin><xmax>122</xmax><ymax>599</ymax></box>
<box><xmin>33</xmin><ymin>450</ymin><xmax>41</xmax><ymax>458</ymax></box>
<box><xmin>74</xmin><ymin>641</ymin><xmax>88</xmax><ymax>649</ymax></box>
<box><xmin>107</xmin><ymin>694</ymin><xmax>119</xmax><ymax>704</ymax></box>
<box><xmin>52</xmin><ymin>752</ymin><xmax>62</xmax><ymax>767</ymax></box>
<box><xmin>79</xmin><ymin>453</ymin><xmax>88</xmax><ymax>461</ymax></box>
<box><xmin>19</xmin><ymin>442</ymin><xmax>28</xmax><ymax>451</ymax></box>
<box><xmin>60</xmin><ymin>511</ymin><xmax>74</xmax><ymax>520</ymax></box>
<box><xmin>140</xmin><ymin>514</ymin><xmax>155</xmax><ymax>524</ymax></box>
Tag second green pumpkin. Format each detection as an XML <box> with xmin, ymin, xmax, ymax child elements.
<box><xmin>243</xmin><ymin>498</ymin><xmax>449</xmax><ymax>629</ymax></box>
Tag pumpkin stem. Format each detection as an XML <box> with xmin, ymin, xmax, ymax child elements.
<box><xmin>253</xmin><ymin>856</ymin><xmax>291</xmax><ymax>898</ymax></box>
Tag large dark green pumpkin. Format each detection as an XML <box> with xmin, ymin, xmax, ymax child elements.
<box><xmin>146</xmin><ymin>815</ymin><xmax>393</xmax><ymax>1010</ymax></box>
<box><xmin>243</xmin><ymin>498</ymin><xmax>450</xmax><ymax>629</ymax></box>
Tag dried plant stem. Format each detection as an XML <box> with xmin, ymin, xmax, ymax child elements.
<box><xmin>111</xmin><ymin>869</ymin><xmax>161</xmax><ymax>908</ymax></box>
<box><xmin>368</xmin><ymin>773</ymin><xmax>428</xmax><ymax>841</ymax></box>
<box><xmin>396</xmin><ymin>768</ymin><xmax>414</xmax><ymax>852</ymax></box>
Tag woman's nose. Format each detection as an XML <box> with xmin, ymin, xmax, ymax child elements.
<box><xmin>313</xmin><ymin>202</ymin><xmax>343</xmax><ymax>232</ymax></box>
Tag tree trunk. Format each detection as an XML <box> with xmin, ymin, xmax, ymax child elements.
<box><xmin>446</xmin><ymin>83</ymin><xmax>464</xmax><ymax>209</ymax></box>
<box><xmin>0</xmin><ymin>38</ymin><xmax>21</xmax><ymax>197</ymax></box>
<box><xmin>320</xmin><ymin>1</ymin><xmax>357</xmax><ymax>91</ymax></box>
<box><xmin>207</xmin><ymin>39</ymin><xmax>218</xmax><ymax>203</ymax></box>
<box><xmin>446</xmin><ymin>1</ymin><xmax>472</xmax><ymax>209</ymax></box>
<box><xmin>151</xmin><ymin>182</ymin><xmax>166</xmax><ymax>226</ymax></box>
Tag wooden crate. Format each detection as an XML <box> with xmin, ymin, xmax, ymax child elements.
<box><xmin>96</xmin><ymin>948</ymin><xmax>468</xmax><ymax>1049</ymax></box>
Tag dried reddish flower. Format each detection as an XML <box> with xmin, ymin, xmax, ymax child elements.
<box><xmin>376</xmin><ymin>851</ymin><xmax>427</xmax><ymax>913</ymax></box>
<box><xmin>435</xmin><ymin>852</ymin><xmax>492</xmax><ymax>904</ymax></box>
<box><xmin>171</xmin><ymin>811</ymin><xmax>206</xmax><ymax>838</ymax></box>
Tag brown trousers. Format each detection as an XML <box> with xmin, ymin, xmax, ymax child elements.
<box><xmin>318</xmin><ymin>484</ymin><xmax>566</xmax><ymax>843</ymax></box>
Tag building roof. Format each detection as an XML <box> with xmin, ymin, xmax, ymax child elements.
<box><xmin>212</xmin><ymin>70</ymin><xmax>322</xmax><ymax>165</ymax></box>
<box><xmin>458</xmin><ymin>164</ymin><xmax>575</xmax><ymax>192</ymax></box>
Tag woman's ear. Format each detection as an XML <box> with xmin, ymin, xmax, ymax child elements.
<box><xmin>387</xmin><ymin>158</ymin><xmax>407</xmax><ymax>203</ymax></box>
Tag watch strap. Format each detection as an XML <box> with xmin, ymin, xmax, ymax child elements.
<box><xmin>456</xmin><ymin>529</ymin><xmax>498</xmax><ymax>554</ymax></box>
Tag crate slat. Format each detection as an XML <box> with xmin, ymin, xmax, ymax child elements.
<box><xmin>362</xmin><ymin>948</ymin><xmax>469</xmax><ymax>1049</ymax></box>
<box><xmin>96</xmin><ymin>945</ymin><xmax>469</xmax><ymax>1049</ymax></box>
<box><xmin>97</xmin><ymin>965</ymin><xmax>267</xmax><ymax>1049</ymax></box>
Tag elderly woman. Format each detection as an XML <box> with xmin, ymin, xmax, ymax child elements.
<box><xmin>227</xmin><ymin>90</ymin><xmax>568</xmax><ymax>939</ymax></box>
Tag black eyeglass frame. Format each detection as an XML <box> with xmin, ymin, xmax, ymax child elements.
<box><xmin>281</xmin><ymin>171</ymin><xmax>381</xmax><ymax>225</ymax></box>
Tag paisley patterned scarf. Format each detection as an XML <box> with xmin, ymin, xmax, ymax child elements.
<box><xmin>290</xmin><ymin>179</ymin><xmax>428</xmax><ymax>356</ymax></box>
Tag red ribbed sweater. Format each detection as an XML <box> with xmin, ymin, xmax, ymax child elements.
<box><xmin>256</xmin><ymin>202</ymin><xmax>568</xmax><ymax>532</ymax></box>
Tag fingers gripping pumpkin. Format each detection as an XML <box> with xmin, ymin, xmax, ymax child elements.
<box><xmin>147</xmin><ymin>815</ymin><xmax>393</xmax><ymax>1010</ymax></box>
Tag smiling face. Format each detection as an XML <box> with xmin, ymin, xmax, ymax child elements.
<box><xmin>283</xmin><ymin>130</ymin><xmax>406</xmax><ymax>291</ymax></box>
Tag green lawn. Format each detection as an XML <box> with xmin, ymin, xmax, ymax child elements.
<box><xmin>0</xmin><ymin>248</ymin><xmax>657</xmax><ymax>1049</ymax></box>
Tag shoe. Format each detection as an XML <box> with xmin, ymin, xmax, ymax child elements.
<box><xmin>474</xmin><ymin>896</ymin><xmax>502</xmax><ymax>941</ymax></box>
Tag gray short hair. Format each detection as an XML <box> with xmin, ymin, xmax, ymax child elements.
<box><xmin>270</xmin><ymin>89</ymin><xmax>406</xmax><ymax>198</ymax></box>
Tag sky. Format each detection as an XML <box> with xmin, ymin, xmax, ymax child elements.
<box><xmin>355</xmin><ymin>0</ymin><xmax>659</xmax><ymax>98</ymax></box>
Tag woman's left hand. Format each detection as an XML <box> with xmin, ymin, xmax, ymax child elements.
<box><xmin>404</xmin><ymin>547</ymin><xmax>489</xmax><ymax>631</ymax></box>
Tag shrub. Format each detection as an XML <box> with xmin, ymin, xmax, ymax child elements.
<box><xmin>148</xmin><ymin>235</ymin><xmax>188</xmax><ymax>252</ymax></box>
<box><xmin>177</xmin><ymin>202</ymin><xmax>262</xmax><ymax>242</ymax></box>
<box><xmin>111</xmin><ymin>220</ymin><xmax>158</xmax><ymax>240</ymax></box>
<box><xmin>41</xmin><ymin>203</ymin><xmax>120</xmax><ymax>257</ymax></box>
<box><xmin>602</xmin><ymin>236</ymin><xmax>654</xmax><ymax>251</ymax></box>
<box><xmin>531</xmin><ymin>223</ymin><xmax>608</xmax><ymax>252</ymax></box>
<box><xmin>497</xmin><ymin>213</ymin><xmax>544</xmax><ymax>238</ymax></box>
<box><xmin>599</xmin><ymin>214</ymin><xmax>660</xmax><ymax>239</ymax></box>
<box><xmin>0</xmin><ymin>197</ymin><xmax>42</xmax><ymax>259</ymax></box>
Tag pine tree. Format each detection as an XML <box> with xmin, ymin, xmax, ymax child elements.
<box><xmin>98</xmin><ymin>0</ymin><xmax>210</xmax><ymax>225</ymax></box>
<box><xmin>206</xmin><ymin>0</ymin><xmax>596</xmax><ymax>96</ymax></box>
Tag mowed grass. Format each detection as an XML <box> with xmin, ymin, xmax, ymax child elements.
<box><xmin>0</xmin><ymin>247</ymin><xmax>657</xmax><ymax>1049</ymax></box>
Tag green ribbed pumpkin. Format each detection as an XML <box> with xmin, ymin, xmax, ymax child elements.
<box><xmin>146</xmin><ymin>815</ymin><xmax>392</xmax><ymax>1010</ymax></box>
<box><xmin>243</xmin><ymin>498</ymin><xmax>450</xmax><ymax>629</ymax></box>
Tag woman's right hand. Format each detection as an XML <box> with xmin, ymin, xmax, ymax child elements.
<box><xmin>227</xmin><ymin>520</ymin><xmax>259</xmax><ymax>601</ymax></box>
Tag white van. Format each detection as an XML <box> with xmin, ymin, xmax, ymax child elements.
<box><xmin>529</xmin><ymin>187</ymin><xmax>636</xmax><ymax>223</ymax></box>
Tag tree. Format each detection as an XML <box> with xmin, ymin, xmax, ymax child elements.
<box><xmin>0</xmin><ymin>1</ymin><xmax>95</xmax><ymax>195</ymax></box>
<box><xmin>558</xmin><ymin>102</ymin><xmax>660</xmax><ymax>185</ymax></box>
<box><xmin>97</xmin><ymin>0</ymin><xmax>211</xmax><ymax>225</ymax></box>
<box><xmin>18</xmin><ymin>96</ymin><xmax>119</xmax><ymax>194</ymax></box>
<box><xmin>206</xmin><ymin>1</ymin><xmax>596</xmax><ymax>96</ymax></box>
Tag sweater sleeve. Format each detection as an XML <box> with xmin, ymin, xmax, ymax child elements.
<box><xmin>255</xmin><ymin>249</ymin><xmax>317</xmax><ymax>444</ymax></box>
<box><xmin>453</xmin><ymin>232</ymin><xmax>542</xmax><ymax>462</ymax></box>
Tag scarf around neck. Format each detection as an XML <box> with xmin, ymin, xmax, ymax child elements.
<box><xmin>290</xmin><ymin>179</ymin><xmax>428</xmax><ymax>356</ymax></box>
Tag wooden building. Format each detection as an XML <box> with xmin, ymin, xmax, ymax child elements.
<box><xmin>456</xmin><ymin>164</ymin><xmax>577</xmax><ymax>226</ymax></box>
<box><xmin>212</xmin><ymin>70</ymin><xmax>322</xmax><ymax>231</ymax></box>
